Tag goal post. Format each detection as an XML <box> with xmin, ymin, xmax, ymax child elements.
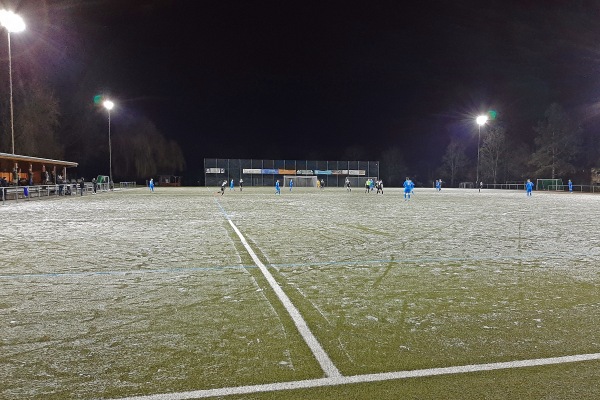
<box><xmin>284</xmin><ymin>175</ymin><xmax>317</xmax><ymax>188</ymax></box>
<box><xmin>536</xmin><ymin>178</ymin><xmax>563</xmax><ymax>191</ymax></box>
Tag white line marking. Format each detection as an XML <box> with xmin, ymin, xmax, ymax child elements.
<box><xmin>114</xmin><ymin>353</ymin><xmax>600</xmax><ymax>400</ymax></box>
<box><xmin>225</xmin><ymin>217</ymin><xmax>341</xmax><ymax>378</ymax></box>
<box><xmin>113</xmin><ymin>196</ymin><xmax>599</xmax><ymax>400</ymax></box>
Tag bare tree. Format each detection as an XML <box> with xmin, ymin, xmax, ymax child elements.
<box><xmin>530</xmin><ymin>103</ymin><xmax>581</xmax><ymax>178</ymax></box>
<box><xmin>501</xmin><ymin>137</ymin><xmax>530</xmax><ymax>182</ymax></box>
<box><xmin>0</xmin><ymin>77</ymin><xmax>62</xmax><ymax>157</ymax></box>
<box><xmin>442</xmin><ymin>139</ymin><xmax>468</xmax><ymax>187</ymax></box>
<box><xmin>113</xmin><ymin>118</ymin><xmax>185</xmax><ymax>181</ymax></box>
<box><xmin>480</xmin><ymin>125</ymin><xmax>506</xmax><ymax>184</ymax></box>
<box><xmin>164</xmin><ymin>140</ymin><xmax>186</xmax><ymax>173</ymax></box>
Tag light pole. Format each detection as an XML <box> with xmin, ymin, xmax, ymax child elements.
<box><xmin>475</xmin><ymin>115</ymin><xmax>488</xmax><ymax>188</ymax></box>
<box><xmin>0</xmin><ymin>10</ymin><xmax>25</xmax><ymax>155</ymax></box>
<box><xmin>103</xmin><ymin>100</ymin><xmax>114</xmax><ymax>186</ymax></box>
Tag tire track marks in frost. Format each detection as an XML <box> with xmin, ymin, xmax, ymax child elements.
<box><xmin>214</xmin><ymin>197</ymin><xmax>341</xmax><ymax>378</ymax></box>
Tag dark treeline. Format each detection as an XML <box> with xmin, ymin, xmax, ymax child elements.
<box><xmin>430</xmin><ymin>103</ymin><xmax>594</xmax><ymax>188</ymax></box>
<box><xmin>0</xmin><ymin>47</ymin><xmax>594</xmax><ymax>186</ymax></box>
<box><xmin>0</xmin><ymin>2</ymin><xmax>185</xmax><ymax>182</ymax></box>
<box><xmin>345</xmin><ymin>102</ymin><xmax>597</xmax><ymax>188</ymax></box>
<box><xmin>0</xmin><ymin>71</ymin><xmax>185</xmax><ymax>182</ymax></box>
<box><xmin>1</xmin><ymin>2</ymin><xmax>599</xmax><ymax>186</ymax></box>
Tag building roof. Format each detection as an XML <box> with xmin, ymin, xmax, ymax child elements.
<box><xmin>0</xmin><ymin>153</ymin><xmax>78</xmax><ymax>167</ymax></box>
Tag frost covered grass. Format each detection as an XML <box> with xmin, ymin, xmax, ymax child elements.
<box><xmin>1</xmin><ymin>187</ymin><xmax>599</xmax><ymax>399</ymax></box>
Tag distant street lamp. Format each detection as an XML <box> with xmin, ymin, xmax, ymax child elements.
<box><xmin>103</xmin><ymin>99</ymin><xmax>115</xmax><ymax>186</ymax></box>
<box><xmin>0</xmin><ymin>9</ymin><xmax>25</xmax><ymax>155</ymax></box>
<box><xmin>476</xmin><ymin>115</ymin><xmax>488</xmax><ymax>187</ymax></box>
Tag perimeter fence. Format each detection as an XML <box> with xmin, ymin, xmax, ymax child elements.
<box><xmin>204</xmin><ymin>159</ymin><xmax>379</xmax><ymax>188</ymax></box>
<box><xmin>477</xmin><ymin>183</ymin><xmax>600</xmax><ymax>193</ymax></box>
<box><xmin>536</xmin><ymin>184</ymin><xmax>600</xmax><ymax>193</ymax></box>
<box><xmin>1</xmin><ymin>181</ymin><xmax>138</xmax><ymax>205</ymax></box>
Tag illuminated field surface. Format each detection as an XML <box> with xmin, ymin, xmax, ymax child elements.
<box><xmin>1</xmin><ymin>187</ymin><xmax>598</xmax><ymax>399</ymax></box>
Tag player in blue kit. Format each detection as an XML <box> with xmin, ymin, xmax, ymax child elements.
<box><xmin>435</xmin><ymin>179</ymin><xmax>442</xmax><ymax>191</ymax></box>
<box><xmin>403</xmin><ymin>177</ymin><xmax>413</xmax><ymax>201</ymax></box>
<box><xmin>568</xmin><ymin>179</ymin><xmax>573</xmax><ymax>193</ymax></box>
<box><xmin>526</xmin><ymin>179</ymin><xmax>534</xmax><ymax>196</ymax></box>
<box><xmin>289</xmin><ymin>179</ymin><xmax>293</xmax><ymax>191</ymax></box>
<box><xmin>230</xmin><ymin>179</ymin><xmax>234</xmax><ymax>191</ymax></box>
<box><xmin>275</xmin><ymin>180</ymin><xmax>281</xmax><ymax>195</ymax></box>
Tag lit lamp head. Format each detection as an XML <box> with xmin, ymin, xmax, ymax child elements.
<box><xmin>103</xmin><ymin>100</ymin><xmax>114</xmax><ymax>111</ymax></box>
<box><xmin>476</xmin><ymin>115</ymin><xmax>488</xmax><ymax>126</ymax></box>
<box><xmin>0</xmin><ymin>10</ymin><xmax>26</xmax><ymax>33</ymax></box>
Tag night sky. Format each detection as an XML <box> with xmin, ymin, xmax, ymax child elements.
<box><xmin>10</xmin><ymin>0</ymin><xmax>600</xmax><ymax>179</ymax></box>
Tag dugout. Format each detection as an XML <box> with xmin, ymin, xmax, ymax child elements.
<box><xmin>158</xmin><ymin>175</ymin><xmax>182</xmax><ymax>186</ymax></box>
<box><xmin>0</xmin><ymin>152</ymin><xmax>78</xmax><ymax>185</ymax></box>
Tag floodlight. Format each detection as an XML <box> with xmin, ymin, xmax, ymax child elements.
<box><xmin>0</xmin><ymin>10</ymin><xmax>25</xmax><ymax>154</ymax></box>
<box><xmin>0</xmin><ymin>10</ymin><xmax>25</xmax><ymax>33</ymax></box>
<box><xmin>476</xmin><ymin>115</ymin><xmax>488</xmax><ymax>126</ymax></box>
<box><xmin>103</xmin><ymin>100</ymin><xmax>114</xmax><ymax>110</ymax></box>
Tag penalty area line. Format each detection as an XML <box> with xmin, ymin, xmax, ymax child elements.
<box><xmin>113</xmin><ymin>352</ymin><xmax>600</xmax><ymax>400</ymax></box>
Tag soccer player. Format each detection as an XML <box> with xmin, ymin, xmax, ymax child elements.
<box><xmin>526</xmin><ymin>179</ymin><xmax>534</xmax><ymax>196</ymax></box>
<box><xmin>403</xmin><ymin>177</ymin><xmax>412</xmax><ymax>201</ymax></box>
<box><xmin>376</xmin><ymin>179</ymin><xmax>384</xmax><ymax>194</ymax></box>
<box><xmin>345</xmin><ymin>177</ymin><xmax>351</xmax><ymax>192</ymax></box>
<box><xmin>275</xmin><ymin>179</ymin><xmax>281</xmax><ymax>195</ymax></box>
<box><xmin>435</xmin><ymin>179</ymin><xmax>441</xmax><ymax>191</ymax></box>
<box><xmin>568</xmin><ymin>179</ymin><xmax>573</xmax><ymax>193</ymax></box>
<box><xmin>289</xmin><ymin>179</ymin><xmax>293</xmax><ymax>191</ymax></box>
<box><xmin>365</xmin><ymin>179</ymin><xmax>370</xmax><ymax>193</ymax></box>
<box><xmin>149</xmin><ymin>178</ymin><xmax>154</xmax><ymax>192</ymax></box>
<box><xmin>230</xmin><ymin>179</ymin><xmax>234</xmax><ymax>191</ymax></box>
<box><xmin>220</xmin><ymin>180</ymin><xmax>227</xmax><ymax>195</ymax></box>
<box><xmin>239</xmin><ymin>178</ymin><xmax>244</xmax><ymax>191</ymax></box>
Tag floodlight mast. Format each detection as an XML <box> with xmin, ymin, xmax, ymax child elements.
<box><xmin>103</xmin><ymin>100</ymin><xmax>115</xmax><ymax>187</ymax></box>
<box><xmin>476</xmin><ymin>115</ymin><xmax>488</xmax><ymax>188</ymax></box>
<box><xmin>0</xmin><ymin>10</ymin><xmax>26</xmax><ymax>155</ymax></box>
